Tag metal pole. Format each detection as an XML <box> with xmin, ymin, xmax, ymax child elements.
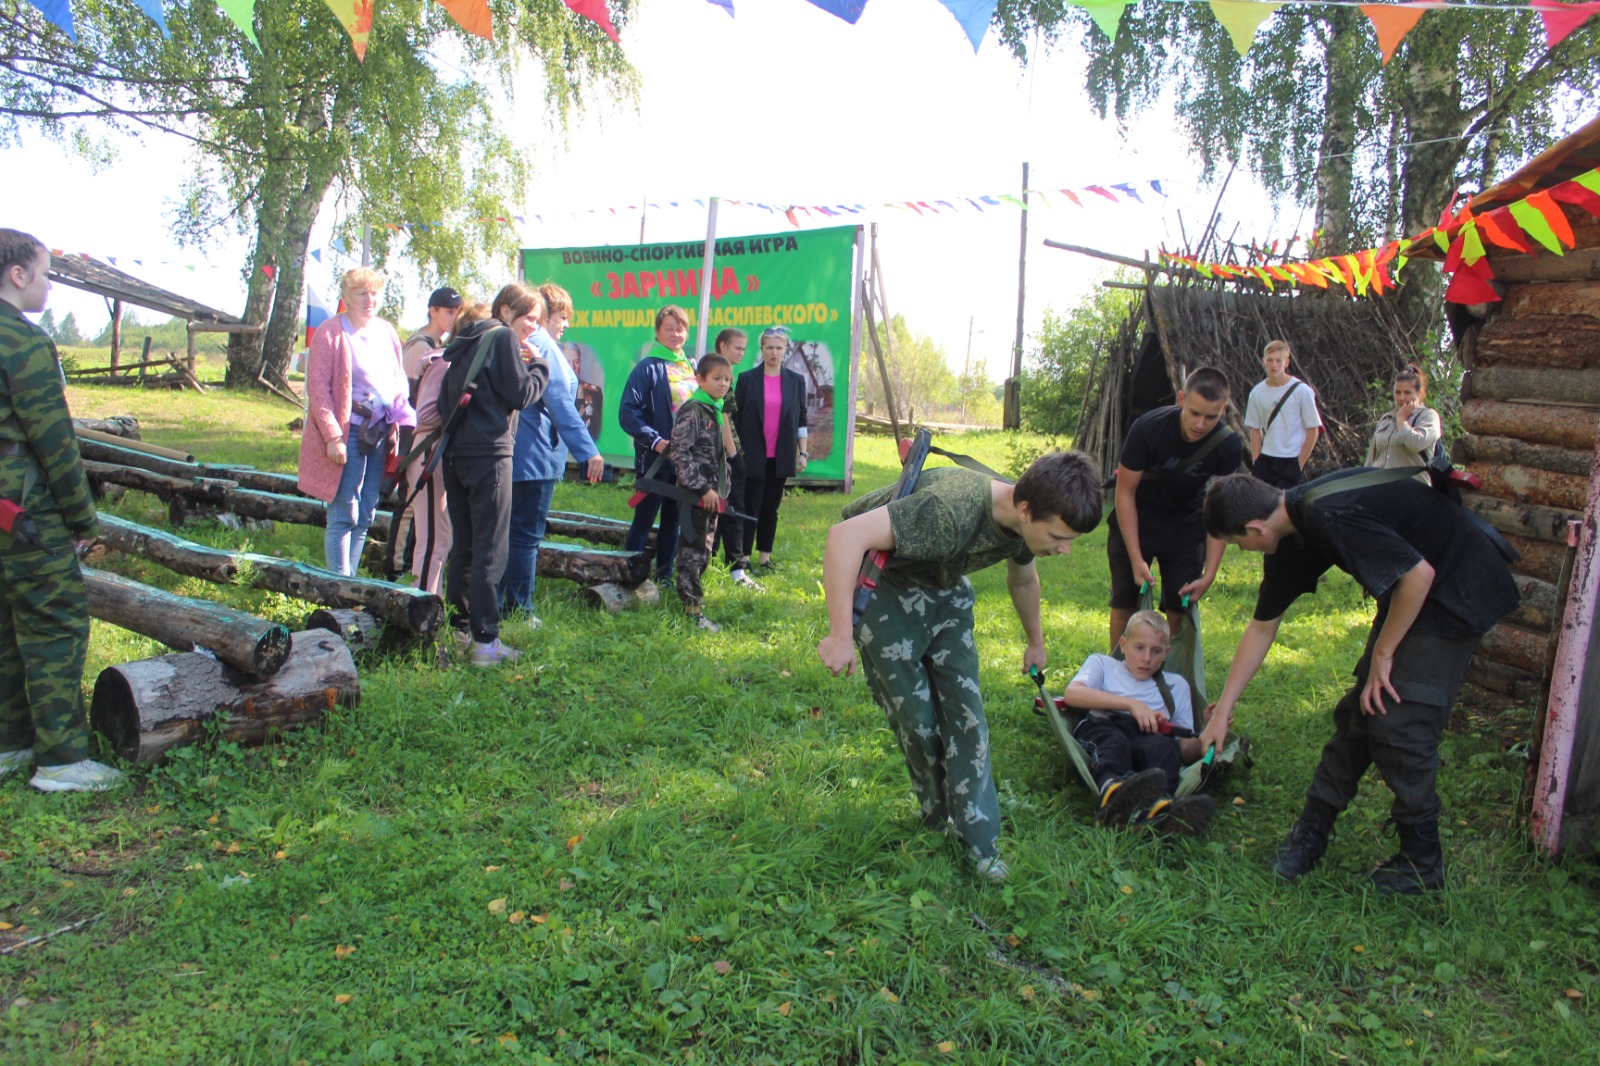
<box><xmin>1005</xmin><ymin>161</ymin><xmax>1029</xmax><ymax>429</ymax></box>
<box><xmin>639</xmin><ymin>195</ymin><xmax>648</xmax><ymax>245</ymax></box>
<box><xmin>694</xmin><ymin>197</ymin><xmax>720</xmax><ymax>358</ymax></box>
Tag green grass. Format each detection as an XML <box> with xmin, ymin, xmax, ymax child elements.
<box><xmin>2</xmin><ymin>384</ymin><xmax>1596</xmax><ymax>1063</ymax></box>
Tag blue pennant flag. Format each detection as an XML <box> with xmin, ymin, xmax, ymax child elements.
<box><xmin>804</xmin><ymin>0</ymin><xmax>867</xmax><ymax>24</ymax></box>
<box><xmin>132</xmin><ymin>0</ymin><xmax>169</xmax><ymax>36</ymax></box>
<box><xmin>935</xmin><ymin>0</ymin><xmax>998</xmax><ymax>51</ymax></box>
<box><xmin>26</xmin><ymin>0</ymin><xmax>75</xmax><ymax>39</ymax></box>
<box><xmin>1112</xmin><ymin>183</ymin><xmax>1143</xmax><ymax>203</ymax></box>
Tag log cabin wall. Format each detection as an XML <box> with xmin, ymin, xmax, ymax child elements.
<box><xmin>1455</xmin><ymin>217</ymin><xmax>1600</xmax><ymax>701</ymax></box>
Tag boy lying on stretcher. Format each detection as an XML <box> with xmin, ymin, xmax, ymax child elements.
<box><xmin>1063</xmin><ymin>609</ymin><xmax>1216</xmax><ymax>835</ymax></box>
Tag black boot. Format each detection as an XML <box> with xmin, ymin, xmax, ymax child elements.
<box><xmin>1371</xmin><ymin>819</ymin><xmax>1445</xmax><ymax>895</ymax></box>
<box><xmin>1269</xmin><ymin>797</ymin><xmax>1338</xmax><ymax>881</ymax></box>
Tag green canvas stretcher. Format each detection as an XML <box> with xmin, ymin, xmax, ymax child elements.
<box><xmin>1033</xmin><ymin>584</ymin><xmax>1251</xmax><ymax>800</ymax></box>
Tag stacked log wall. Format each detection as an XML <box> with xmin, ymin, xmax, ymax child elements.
<box><xmin>1457</xmin><ymin>271</ymin><xmax>1600</xmax><ymax>701</ymax></box>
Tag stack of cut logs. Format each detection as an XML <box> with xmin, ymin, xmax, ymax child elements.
<box><xmin>73</xmin><ymin>416</ymin><xmax>657</xmax><ymax>762</ymax></box>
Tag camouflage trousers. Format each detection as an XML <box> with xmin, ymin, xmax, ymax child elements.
<box><xmin>675</xmin><ymin>506</ymin><xmax>718</xmax><ymax>610</ymax></box>
<box><xmin>0</xmin><ymin>541</ymin><xmax>92</xmax><ymax>767</ymax></box>
<box><xmin>857</xmin><ymin>577</ymin><xmax>1001</xmax><ymax>861</ymax></box>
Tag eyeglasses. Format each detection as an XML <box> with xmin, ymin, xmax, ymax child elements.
<box><xmin>761</xmin><ymin>327</ymin><xmax>790</xmax><ymax>340</ymax></box>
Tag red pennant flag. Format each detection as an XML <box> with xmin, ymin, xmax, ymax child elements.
<box><xmin>1531</xmin><ymin>0</ymin><xmax>1600</xmax><ymax>48</ymax></box>
<box><xmin>1443</xmin><ymin>234</ymin><xmax>1465</xmax><ymax>276</ymax></box>
<box><xmin>1059</xmin><ymin>189</ymin><xmax>1083</xmax><ymax>207</ymax></box>
<box><xmin>1478</xmin><ymin>207</ymin><xmax>1534</xmax><ymax>254</ymax></box>
<box><xmin>1550</xmin><ymin>180</ymin><xmax>1600</xmax><ymax>219</ymax></box>
<box><xmin>1445</xmin><ymin>259</ymin><xmax>1501</xmax><ymax>304</ymax></box>
<box><xmin>1083</xmin><ymin>185</ymin><xmax>1119</xmax><ymax>202</ymax></box>
<box><xmin>564</xmin><ymin>0</ymin><xmax>619</xmax><ymax>42</ymax></box>
<box><xmin>262</xmin><ymin>263</ymin><xmax>277</xmax><ymax>280</ymax></box>
<box><xmin>784</xmin><ymin>207</ymin><xmax>799</xmax><ymax>228</ymax></box>
<box><xmin>1359</xmin><ymin>3</ymin><xmax>1436</xmax><ymax>65</ymax></box>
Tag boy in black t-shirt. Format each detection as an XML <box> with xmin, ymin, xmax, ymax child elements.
<box><xmin>816</xmin><ymin>451</ymin><xmax>1103</xmax><ymax>884</ymax></box>
<box><xmin>1108</xmin><ymin>366</ymin><xmax>1243</xmax><ymax>649</ymax></box>
<box><xmin>1201</xmin><ymin>471</ymin><xmax>1518</xmax><ymax>894</ymax></box>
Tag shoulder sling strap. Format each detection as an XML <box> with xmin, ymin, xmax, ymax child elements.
<box><xmin>1298</xmin><ymin>466</ymin><xmax>1519</xmax><ymax>562</ymax></box>
<box><xmin>1141</xmin><ymin>424</ymin><xmax>1235</xmax><ymax>482</ymax></box>
<box><xmin>1262</xmin><ymin>380</ymin><xmax>1301</xmax><ymax>436</ymax></box>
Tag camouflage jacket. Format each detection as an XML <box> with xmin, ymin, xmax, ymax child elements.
<box><xmin>670</xmin><ymin>399</ymin><xmax>729</xmax><ymax>497</ymax></box>
<box><xmin>0</xmin><ymin>300</ymin><xmax>98</xmax><ymax>544</ymax></box>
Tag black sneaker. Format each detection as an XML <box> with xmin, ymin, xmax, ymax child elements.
<box><xmin>1096</xmin><ymin>769</ymin><xmax>1168</xmax><ymax>828</ymax></box>
<box><xmin>1138</xmin><ymin>794</ymin><xmax>1215</xmax><ymax>837</ymax></box>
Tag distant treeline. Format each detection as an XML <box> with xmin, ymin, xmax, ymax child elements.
<box><xmin>87</xmin><ymin>312</ymin><xmax>229</xmax><ymax>355</ymax></box>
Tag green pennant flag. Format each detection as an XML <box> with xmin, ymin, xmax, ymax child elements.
<box><xmin>215</xmin><ymin>0</ymin><xmax>260</xmax><ymax>47</ymax></box>
<box><xmin>1433</xmin><ymin>228</ymin><xmax>1451</xmax><ymax>253</ymax></box>
<box><xmin>1509</xmin><ymin>199</ymin><xmax>1566</xmax><ymax>256</ymax></box>
<box><xmin>1076</xmin><ymin>0</ymin><xmax>1131</xmax><ymax>40</ymax></box>
<box><xmin>1574</xmin><ymin>167</ymin><xmax>1600</xmax><ymax>195</ymax></box>
<box><xmin>998</xmin><ymin>193</ymin><xmax>1027</xmax><ymax>209</ymax></box>
<box><xmin>1460</xmin><ymin>220</ymin><xmax>1487</xmax><ymax>265</ymax></box>
<box><xmin>1209</xmin><ymin>0</ymin><xmax>1283</xmax><ymax>56</ymax></box>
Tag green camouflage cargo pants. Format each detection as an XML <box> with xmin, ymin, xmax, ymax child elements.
<box><xmin>857</xmin><ymin>576</ymin><xmax>1001</xmax><ymax>861</ymax></box>
<box><xmin>0</xmin><ymin>539</ymin><xmax>92</xmax><ymax>767</ymax></box>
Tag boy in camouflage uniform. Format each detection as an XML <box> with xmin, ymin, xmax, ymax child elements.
<box><xmin>672</xmin><ymin>354</ymin><xmax>734</xmax><ymax>632</ymax></box>
<box><xmin>816</xmin><ymin>450</ymin><xmax>1103</xmax><ymax>882</ymax></box>
<box><xmin>0</xmin><ymin>230</ymin><xmax>124</xmax><ymax>792</ymax></box>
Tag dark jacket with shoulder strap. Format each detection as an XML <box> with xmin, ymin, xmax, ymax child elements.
<box><xmin>733</xmin><ymin>366</ymin><xmax>808</xmax><ymax>479</ymax></box>
<box><xmin>438</xmin><ymin>320</ymin><xmax>548</xmax><ymax>460</ymax></box>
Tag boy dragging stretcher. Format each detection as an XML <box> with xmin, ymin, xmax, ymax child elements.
<box><xmin>1062</xmin><ymin>609</ymin><xmax>1218</xmax><ymax>835</ymax></box>
<box><xmin>817</xmin><ymin>450</ymin><xmax>1103</xmax><ymax>884</ymax></box>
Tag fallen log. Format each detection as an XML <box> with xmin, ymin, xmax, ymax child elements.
<box><xmin>82</xmin><ymin>461</ymin><xmax>235</xmax><ymax>506</ymax></box>
<box><xmin>1460</xmin><ymin>399</ymin><xmax>1600</xmax><ymax>451</ymax></box>
<box><xmin>75</xmin><ymin>427</ymin><xmax>192</xmax><ymax>462</ymax></box>
<box><xmin>1469</xmin><ymin>366</ymin><xmax>1600</xmax><ymax>407</ymax></box>
<box><xmin>78</xmin><ymin>437</ymin><xmax>305</xmax><ymax>496</ymax></box>
<box><xmin>71</xmin><ymin>416</ymin><xmax>140</xmax><ymax>440</ymax></box>
<box><xmin>580</xmin><ymin>580</ymin><xmax>660</xmax><ymax>613</ymax></box>
<box><xmin>1464</xmin><ymin>492</ymin><xmax>1581</xmax><ymax>544</ymax></box>
<box><xmin>95</xmin><ymin>514</ymin><xmax>444</xmax><ymax>635</ymax></box>
<box><xmin>83</xmin><ymin>567</ymin><xmax>291</xmax><ymax>679</ymax></box>
<box><xmin>537</xmin><ymin>541</ymin><xmax>650</xmax><ymax>587</ymax></box>
<box><xmin>221</xmin><ymin>486</ymin><xmax>329</xmax><ymax>527</ymax></box>
<box><xmin>90</xmin><ymin>629</ymin><xmax>358</xmax><ymax>763</ymax></box>
<box><xmin>1462</xmin><ymin>460</ymin><xmax>1590</xmax><ymax>512</ymax></box>
<box><xmin>304</xmin><ymin>607</ymin><xmax>386</xmax><ymax>653</ymax></box>
<box><xmin>546</xmin><ymin>511</ymin><xmax>639</xmax><ymax>547</ymax></box>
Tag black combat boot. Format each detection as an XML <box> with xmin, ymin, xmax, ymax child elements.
<box><xmin>1269</xmin><ymin>797</ymin><xmax>1339</xmax><ymax>881</ymax></box>
<box><xmin>1371</xmin><ymin>819</ymin><xmax>1445</xmax><ymax>895</ymax></box>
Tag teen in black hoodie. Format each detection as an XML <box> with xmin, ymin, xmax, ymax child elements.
<box><xmin>438</xmin><ymin>283</ymin><xmax>549</xmax><ymax>664</ymax></box>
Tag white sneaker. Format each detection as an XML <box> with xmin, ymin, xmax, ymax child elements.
<box><xmin>470</xmin><ymin>638</ymin><xmax>521</xmax><ymax>667</ymax></box>
<box><xmin>0</xmin><ymin>749</ymin><xmax>32</xmax><ymax>778</ymax></box>
<box><xmin>731</xmin><ymin>571</ymin><xmax>765</xmax><ymax>592</ymax></box>
<box><xmin>974</xmin><ymin>855</ymin><xmax>1010</xmax><ymax>884</ymax></box>
<box><xmin>30</xmin><ymin>759</ymin><xmax>126</xmax><ymax>793</ymax></box>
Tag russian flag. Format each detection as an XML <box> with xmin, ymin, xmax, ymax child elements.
<box><xmin>305</xmin><ymin>282</ymin><xmax>333</xmax><ymax>349</ymax></box>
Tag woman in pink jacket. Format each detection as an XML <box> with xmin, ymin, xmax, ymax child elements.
<box><xmin>297</xmin><ymin>268</ymin><xmax>409</xmax><ymax>575</ymax></box>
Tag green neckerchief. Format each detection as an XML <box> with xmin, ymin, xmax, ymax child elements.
<box><xmin>649</xmin><ymin>342</ymin><xmax>690</xmax><ymax>366</ymax></box>
<box><xmin>689</xmin><ymin>388</ymin><xmax>724</xmax><ymax>425</ymax></box>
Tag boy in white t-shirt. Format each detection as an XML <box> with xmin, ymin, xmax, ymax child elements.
<box><xmin>1244</xmin><ymin>339</ymin><xmax>1322</xmax><ymax>489</ymax></box>
<box><xmin>1063</xmin><ymin>610</ymin><xmax>1215</xmax><ymax>835</ymax></box>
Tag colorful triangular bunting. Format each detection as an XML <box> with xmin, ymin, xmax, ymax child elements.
<box><xmin>1359</xmin><ymin>3</ymin><xmax>1436</xmax><ymax>65</ymax></box>
<box><xmin>1075</xmin><ymin>0</ymin><xmax>1130</xmax><ymax>40</ymax></box>
<box><xmin>936</xmin><ymin>0</ymin><xmax>998</xmax><ymax>50</ymax></box>
<box><xmin>564</xmin><ymin>0</ymin><xmax>620</xmax><ymax>42</ymax></box>
<box><xmin>1208</xmin><ymin>0</ymin><xmax>1283</xmax><ymax>56</ymax></box>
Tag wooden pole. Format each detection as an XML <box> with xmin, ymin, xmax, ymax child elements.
<box><xmin>110</xmin><ymin>299</ymin><xmax>122</xmax><ymax>375</ymax></box>
<box><xmin>83</xmin><ymin>567</ymin><xmax>293</xmax><ymax>678</ymax></box>
<box><xmin>694</xmin><ymin>197</ymin><xmax>719</xmax><ymax>358</ymax></box>
<box><xmin>1005</xmin><ymin>161</ymin><xmax>1028</xmax><ymax>430</ymax></box>
<box><xmin>95</xmin><ymin>514</ymin><xmax>445</xmax><ymax>635</ymax></box>
<box><xmin>90</xmin><ymin>629</ymin><xmax>359</xmax><ymax>764</ymax></box>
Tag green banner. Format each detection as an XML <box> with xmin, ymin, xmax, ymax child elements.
<box><xmin>521</xmin><ymin>225</ymin><xmax>860</xmax><ymax>485</ymax></box>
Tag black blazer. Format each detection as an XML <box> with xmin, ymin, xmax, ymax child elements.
<box><xmin>733</xmin><ymin>367</ymin><xmax>808</xmax><ymax>479</ymax></box>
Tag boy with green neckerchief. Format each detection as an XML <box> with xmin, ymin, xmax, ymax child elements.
<box><xmin>671</xmin><ymin>354</ymin><xmax>735</xmax><ymax>632</ymax></box>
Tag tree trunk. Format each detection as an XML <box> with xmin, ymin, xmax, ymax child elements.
<box><xmin>303</xmin><ymin>607</ymin><xmax>387</xmax><ymax>653</ymax></box>
<box><xmin>536</xmin><ymin>541</ymin><xmax>651</xmax><ymax>587</ymax></box>
<box><xmin>1395</xmin><ymin>36</ymin><xmax>1469</xmax><ymax>344</ymax></box>
<box><xmin>260</xmin><ymin>167</ymin><xmax>338</xmax><ymax>385</ymax></box>
<box><xmin>83</xmin><ymin>567</ymin><xmax>292</xmax><ymax>678</ymax></box>
<box><xmin>95</xmin><ymin>514</ymin><xmax>444</xmax><ymax>634</ymax></box>
<box><xmin>226</xmin><ymin>239</ymin><xmax>279</xmax><ymax>388</ymax></box>
<box><xmin>90</xmin><ymin>629</ymin><xmax>358</xmax><ymax>764</ymax></box>
<box><xmin>71</xmin><ymin>416</ymin><xmax>140</xmax><ymax>439</ymax></box>
<box><xmin>1312</xmin><ymin>9</ymin><xmax>1362</xmax><ymax>252</ymax></box>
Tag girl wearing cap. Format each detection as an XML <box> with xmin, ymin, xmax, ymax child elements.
<box><xmin>732</xmin><ymin>325</ymin><xmax>809</xmax><ymax>571</ymax></box>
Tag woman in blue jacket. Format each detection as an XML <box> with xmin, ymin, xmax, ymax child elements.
<box><xmin>620</xmin><ymin>305</ymin><xmax>697</xmax><ymax>583</ymax></box>
<box><xmin>501</xmin><ymin>283</ymin><xmax>607</xmax><ymax>619</ymax></box>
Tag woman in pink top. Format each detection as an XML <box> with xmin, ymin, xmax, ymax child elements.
<box><xmin>732</xmin><ymin>326</ymin><xmax>809</xmax><ymax>569</ymax></box>
<box><xmin>297</xmin><ymin>267</ymin><xmax>408</xmax><ymax>575</ymax></box>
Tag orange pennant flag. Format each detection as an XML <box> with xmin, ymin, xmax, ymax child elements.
<box><xmin>1526</xmin><ymin>189</ymin><xmax>1577</xmax><ymax>249</ymax></box>
<box><xmin>322</xmin><ymin>0</ymin><xmax>373</xmax><ymax>59</ymax></box>
<box><xmin>1359</xmin><ymin>3</ymin><xmax>1436</xmax><ymax>65</ymax></box>
<box><xmin>436</xmin><ymin>0</ymin><xmax>493</xmax><ymax>39</ymax></box>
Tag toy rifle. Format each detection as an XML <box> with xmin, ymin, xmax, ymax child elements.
<box><xmin>628</xmin><ymin>476</ymin><xmax>756</xmax><ymax>524</ymax></box>
<box><xmin>851</xmin><ymin>428</ymin><xmax>932</xmax><ymax>630</ymax></box>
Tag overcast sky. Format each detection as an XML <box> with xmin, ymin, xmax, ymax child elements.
<box><xmin>13</xmin><ymin>0</ymin><xmax>1309</xmax><ymax>380</ymax></box>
